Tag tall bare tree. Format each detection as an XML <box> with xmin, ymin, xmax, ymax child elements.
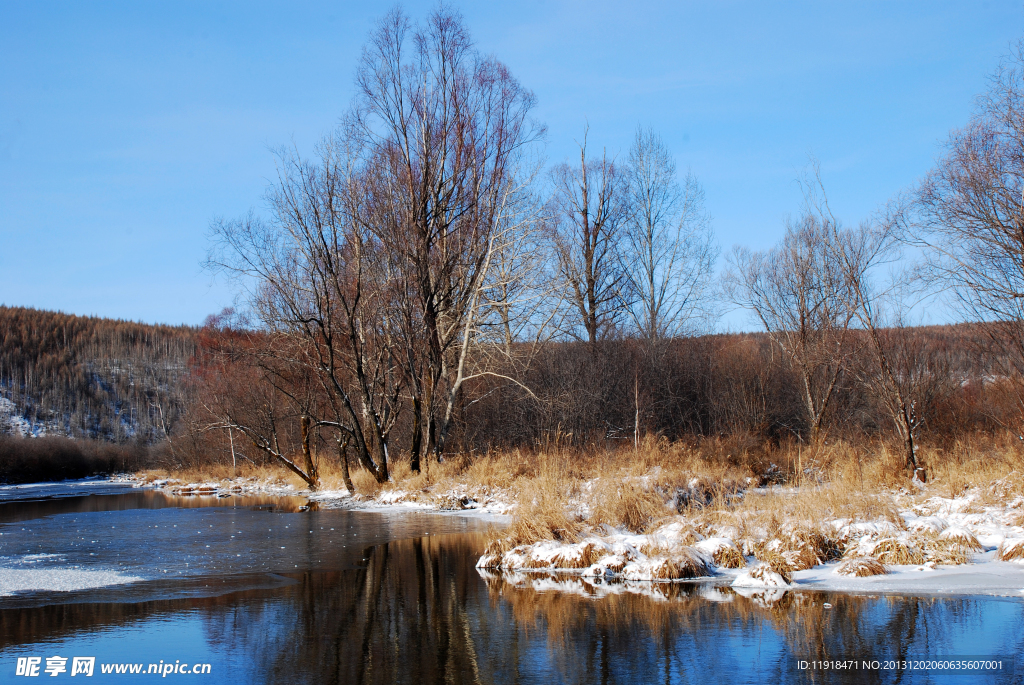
<box><xmin>549</xmin><ymin>130</ymin><xmax>630</xmax><ymax>344</ymax></box>
<box><xmin>725</xmin><ymin>211</ymin><xmax>854</xmax><ymax>442</ymax></box>
<box><xmin>815</xmin><ymin>177</ymin><xmax>935</xmax><ymax>477</ymax></box>
<box><xmin>349</xmin><ymin>7</ymin><xmax>545</xmax><ymax>469</ymax></box>
<box><xmin>908</xmin><ymin>41</ymin><xmax>1024</xmax><ymax>426</ymax></box>
<box><xmin>622</xmin><ymin>127</ymin><xmax>718</xmax><ymax>341</ymax></box>
<box><xmin>208</xmin><ymin>138</ymin><xmax>403</xmax><ymax>485</ymax></box>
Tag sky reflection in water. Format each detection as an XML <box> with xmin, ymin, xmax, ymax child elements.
<box><xmin>0</xmin><ymin>492</ymin><xmax>1022</xmax><ymax>684</ymax></box>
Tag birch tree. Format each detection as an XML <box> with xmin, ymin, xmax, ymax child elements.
<box><xmin>549</xmin><ymin>131</ymin><xmax>630</xmax><ymax>344</ymax></box>
<box><xmin>349</xmin><ymin>7</ymin><xmax>545</xmax><ymax>468</ymax></box>
<box><xmin>622</xmin><ymin>127</ymin><xmax>718</xmax><ymax>341</ymax></box>
<box><xmin>725</xmin><ymin>212</ymin><xmax>853</xmax><ymax>442</ymax></box>
<box><xmin>208</xmin><ymin>139</ymin><xmax>404</xmax><ymax>485</ymax></box>
<box><xmin>909</xmin><ymin>41</ymin><xmax>1024</xmax><ymax>427</ymax></box>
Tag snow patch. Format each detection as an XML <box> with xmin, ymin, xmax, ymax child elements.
<box><xmin>732</xmin><ymin>563</ymin><xmax>791</xmax><ymax>588</ymax></box>
<box><xmin>0</xmin><ymin>567</ymin><xmax>145</xmax><ymax>596</ymax></box>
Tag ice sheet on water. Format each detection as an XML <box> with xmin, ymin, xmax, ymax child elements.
<box><xmin>0</xmin><ymin>553</ymin><xmax>64</xmax><ymax>565</ymax></box>
<box><xmin>0</xmin><ymin>567</ymin><xmax>145</xmax><ymax>596</ymax></box>
<box><xmin>0</xmin><ymin>479</ymin><xmax>137</xmax><ymax>502</ymax></box>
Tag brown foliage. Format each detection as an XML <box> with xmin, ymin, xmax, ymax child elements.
<box><xmin>0</xmin><ymin>435</ymin><xmax>153</xmax><ymax>484</ymax></box>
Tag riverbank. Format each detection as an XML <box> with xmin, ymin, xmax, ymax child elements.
<box><xmin>136</xmin><ymin>435</ymin><xmax>1024</xmax><ymax>598</ymax></box>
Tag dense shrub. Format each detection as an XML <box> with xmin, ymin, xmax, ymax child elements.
<box><xmin>0</xmin><ymin>436</ymin><xmax>155</xmax><ymax>484</ymax></box>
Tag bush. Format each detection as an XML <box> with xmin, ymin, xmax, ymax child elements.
<box><xmin>0</xmin><ymin>436</ymin><xmax>154</xmax><ymax>484</ymax></box>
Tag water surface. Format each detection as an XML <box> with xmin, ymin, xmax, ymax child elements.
<box><xmin>1</xmin><ymin>485</ymin><xmax>1021</xmax><ymax>684</ymax></box>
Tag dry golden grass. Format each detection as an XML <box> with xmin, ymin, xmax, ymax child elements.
<box><xmin>648</xmin><ymin>549</ymin><xmax>713</xmax><ymax>580</ymax></box>
<box><xmin>751</xmin><ymin>526</ymin><xmax>844</xmax><ymax>571</ymax></box>
<box><xmin>483</xmin><ymin>469</ymin><xmax>584</xmax><ymax>557</ymax></box>
<box><xmin>591</xmin><ymin>480</ymin><xmax>666</xmax><ymax>533</ymax></box>
<box><xmin>155</xmin><ymin>430</ymin><xmax>1024</xmax><ymax>575</ymax></box>
<box><xmin>997</xmin><ymin>538</ymin><xmax>1024</xmax><ymax>562</ymax></box>
<box><xmin>834</xmin><ymin>557</ymin><xmax>888</xmax><ymax>577</ymax></box>
<box><xmin>866</xmin><ymin>537</ymin><xmax>925</xmax><ymax>566</ymax></box>
<box><xmin>745</xmin><ymin>559</ymin><xmax>793</xmax><ymax>584</ymax></box>
<box><xmin>754</xmin><ymin>548</ymin><xmax>792</xmax><ymax>575</ymax></box>
<box><xmin>552</xmin><ymin>541</ymin><xmax>610</xmax><ymax>569</ymax></box>
<box><xmin>350</xmin><ymin>466</ymin><xmax>381</xmax><ymax>497</ymax></box>
<box><xmin>924</xmin><ymin>539</ymin><xmax>972</xmax><ymax>566</ymax></box>
<box><xmin>712</xmin><ymin>544</ymin><xmax>747</xmax><ymax>569</ymax></box>
<box><xmin>141</xmin><ymin>463</ymin><xmax>285</xmax><ymax>485</ymax></box>
<box><xmin>937</xmin><ymin>527</ymin><xmax>984</xmax><ymax>552</ymax></box>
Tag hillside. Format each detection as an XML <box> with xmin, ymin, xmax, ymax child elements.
<box><xmin>0</xmin><ymin>306</ymin><xmax>196</xmax><ymax>443</ymax></box>
<box><xmin>0</xmin><ymin>304</ymin><xmax>1007</xmax><ymax>454</ymax></box>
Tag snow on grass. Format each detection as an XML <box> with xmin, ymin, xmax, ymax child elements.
<box><xmin>480</xmin><ymin>479</ymin><xmax>1024</xmax><ymax>595</ymax></box>
<box><xmin>998</xmin><ymin>537</ymin><xmax>1024</xmax><ymax>563</ymax></box>
<box><xmin>833</xmin><ymin>556</ymin><xmax>888</xmax><ymax>577</ymax></box>
<box><xmin>732</xmin><ymin>563</ymin><xmax>792</xmax><ymax>588</ymax></box>
<box><xmin>695</xmin><ymin>537</ymin><xmax>746</xmax><ymax>568</ymax></box>
<box><xmin>132</xmin><ymin>472</ymin><xmax>516</xmax><ymax>520</ymax></box>
<box><xmin>478</xmin><ymin>532</ymin><xmax>715</xmax><ymax>582</ymax></box>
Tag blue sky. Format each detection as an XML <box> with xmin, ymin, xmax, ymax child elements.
<box><xmin>1</xmin><ymin>1</ymin><xmax>1022</xmax><ymax>328</ymax></box>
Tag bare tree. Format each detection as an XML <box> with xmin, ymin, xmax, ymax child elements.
<box><xmin>349</xmin><ymin>8</ymin><xmax>545</xmax><ymax>469</ymax></box>
<box><xmin>549</xmin><ymin>130</ymin><xmax>630</xmax><ymax>344</ymax></box>
<box><xmin>208</xmin><ymin>138</ymin><xmax>403</xmax><ymax>485</ymax></box>
<box><xmin>479</xmin><ymin>178</ymin><xmax>556</xmax><ymax>355</ymax></box>
<box><xmin>908</xmin><ymin>41</ymin><xmax>1024</xmax><ymax>426</ymax></box>
<box><xmin>725</xmin><ymin>212</ymin><xmax>853</xmax><ymax>442</ymax></box>
<box><xmin>622</xmin><ymin>127</ymin><xmax>718</xmax><ymax>341</ymax></box>
<box><xmin>815</xmin><ymin>178</ymin><xmax>933</xmax><ymax>477</ymax></box>
<box><xmin>188</xmin><ymin>320</ymin><xmax>326</xmax><ymax>488</ymax></box>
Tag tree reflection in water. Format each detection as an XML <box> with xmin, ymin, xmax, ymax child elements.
<box><xmin>3</xmin><ymin>532</ymin><xmax>1022</xmax><ymax>684</ymax></box>
<box><xmin>202</xmin><ymin>534</ymin><xmax>1024</xmax><ymax>684</ymax></box>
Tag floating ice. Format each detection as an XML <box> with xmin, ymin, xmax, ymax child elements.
<box><xmin>0</xmin><ymin>567</ymin><xmax>144</xmax><ymax>596</ymax></box>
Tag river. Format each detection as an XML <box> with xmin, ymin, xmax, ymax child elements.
<box><xmin>0</xmin><ymin>482</ymin><xmax>1021</xmax><ymax>683</ymax></box>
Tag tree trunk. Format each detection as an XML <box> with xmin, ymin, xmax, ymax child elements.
<box><xmin>338</xmin><ymin>436</ymin><xmax>354</xmax><ymax>494</ymax></box>
<box><xmin>300</xmin><ymin>415</ymin><xmax>319</xmax><ymax>491</ymax></box>
<box><xmin>898</xmin><ymin>405</ymin><xmax>924</xmax><ymax>480</ymax></box>
<box><xmin>410</xmin><ymin>396</ymin><xmax>422</xmax><ymax>473</ymax></box>
<box><xmin>419</xmin><ymin>371</ymin><xmax>437</xmax><ymax>466</ymax></box>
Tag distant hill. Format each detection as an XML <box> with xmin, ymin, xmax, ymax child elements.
<box><xmin>0</xmin><ymin>304</ymin><xmax>1006</xmax><ymax>449</ymax></box>
<box><xmin>0</xmin><ymin>306</ymin><xmax>196</xmax><ymax>443</ymax></box>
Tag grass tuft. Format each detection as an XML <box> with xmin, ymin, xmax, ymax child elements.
<box><xmin>592</xmin><ymin>480</ymin><xmax>665</xmax><ymax>533</ymax></box>
<box><xmin>647</xmin><ymin>549</ymin><xmax>713</xmax><ymax>580</ymax></box>
<box><xmin>998</xmin><ymin>538</ymin><xmax>1024</xmax><ymax>562</ymax></box>
<box><xmin>712</xmin><ymin>544</ymin><xmax>747</xmax><ymax>569</ymax></box>
<box><xmin>937</xmin><ymin>527</ymin><xmax>984</xmax><ymax>553</ymax></box>
<box><xmin>865</xmin><ymin>537</ymin><xmax>925</xmax><ymax>566</ymax></box>
<box><xmin>834</xmin><ymin>556</ymin><xmax>888</xmax><ymax>577</ymax></box>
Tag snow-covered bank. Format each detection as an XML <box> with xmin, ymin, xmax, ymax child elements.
<box><xmin>19</xmin><ymin>472</ymin><xmax>1023</xmax><ymax>599</ymax></box>
<box><xmin>477</xmin><ymin>552</ymin><xmax>1024</xmax><ymax>600</ymax></box>
<box><xmin>793</xmin><ymin>555</ymin><xmax>1024</xmax><ymax>596</ymax></box>
<box><xmin>478</xmin><ymin>479</ymin><xmax>1024</xmax><ymax>598</ymax></box>
<box><xmin>134</xmin><ymin>474</ymin><xmax>514</xmax><ymax>521</ymax></box>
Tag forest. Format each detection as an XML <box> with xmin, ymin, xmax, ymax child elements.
<box><xmin>0</xmin><ymin>306</ymin><xmax>195</xmax><ymax>444</ymax></box>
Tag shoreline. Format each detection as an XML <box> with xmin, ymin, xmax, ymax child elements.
<box><xmin>481</xmin><ymin>556</ymin><xmax>1024</xmax><ymax>599</ymax></box>
<box><xmin>126</xmin><ymin>472</ymin><xmax>1024</xmax><ymax>600</ymax></box>
<box><xmin>0</xmin><ymin>474</ymin><xmax>1022</xmax><ymax>600</ymax></box>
